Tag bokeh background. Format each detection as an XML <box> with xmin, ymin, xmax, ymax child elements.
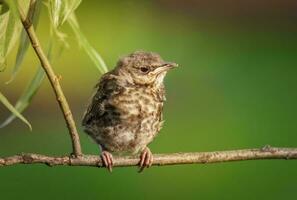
<box><xmin>1</xmin><ymin>0</ymin><xmax>297</xmax><ymax>199</ymax></box>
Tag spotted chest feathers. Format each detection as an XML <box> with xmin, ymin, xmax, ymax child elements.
<box><xmin>83</xmin><ymin>75</ymin><xmax>166</xmax><ymax>155</ymax></box>
<box><xmin>105</xmin><ymin>85</ymin><xmax>165</xmax><ymax>154</ymax></box>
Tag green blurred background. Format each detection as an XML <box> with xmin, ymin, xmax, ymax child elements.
<box><xmin>1</xmin><ymin>0</ymin><xmax>297</xmax><ymax>199</ymax></box>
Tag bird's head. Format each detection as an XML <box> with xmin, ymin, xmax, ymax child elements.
<box><xmin>115</xmin><ymin>51</ymin><xmax>178</xmax><ymax>86</ymax></box>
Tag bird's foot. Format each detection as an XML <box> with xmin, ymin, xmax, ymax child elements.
<box><xmin>100</xmin><ymin>151</ymin><xmax>113</xmax><ymax>172</ymax></box>
<box><xmin>138</xmin><ymin>147</ymin><xmax>153</xmax><ymax>172</ymax></box>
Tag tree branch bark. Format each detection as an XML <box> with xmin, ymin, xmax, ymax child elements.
<box><xmin>18</xmin><ymin>1</ymin><xmax>82</xmax><ymax>156</ymax></box>
<box><xmin>1</xmin><ymin>146</ymin><xmax>296</xmax><ymax>168</ymax></box>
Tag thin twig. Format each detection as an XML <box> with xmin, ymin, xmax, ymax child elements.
<box><xmin>26</xmin><ymin>0</ymin><xmax>37</xmax><ymax>22</ymax></box>
<box><xmin>18</xmin><ymin>2</ymin><xmax>82</xmax><ymax>156</ymax></box>
<box><xmin>0</xmin><ymin>146</ymin><xmax>296</xmax><ymax>168</ymax></box>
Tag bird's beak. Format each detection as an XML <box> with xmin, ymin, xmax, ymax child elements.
<box><xmin>153</xmin><ymin>62</ymin><xmax>178</xmax><ymax>75</ymax></box>
<box><xmin>161</xmin><ymin>62</ymin><xmax>178</xmax><ymax>69</ymax></box>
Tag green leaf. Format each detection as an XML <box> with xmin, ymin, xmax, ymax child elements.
<box><xmin>4</xmin><ymin>0</ymin><xmax>24</xmax><ymax>53</ymax></box>
<box><xmin>0</xmin><ymin>91</ymin><xmax>32</xmax><ymax>130</ymax></box>
<box><xmin>47</xmin><ymin>0</ymin><xmax>67</xmax><ymax>44</ymax></box>
<box><xmin>60</xmin><ymin>0</ymin><xmax>81</xmax><ymax>25</ymax></box>
<box><xmin>17</xmin><ymin>0</ymin><xmax>32</xmax><ymax>21</ymax></box>
<box><xmin>0</xmin><ymin>41</ymin><xmax>53</xmax><ymax>129</ymax></box>
<box><xmin>0</xmin><ymin>2</ymin><xmax>9</xmax><ymax>14</ymax></box>
<box><xmin>47</xmin><ymin>0</ymin><xmax>81</xmax><ymax>27</ymax></box>
<box><xmin>0</xmin><ymin>0</ymin><xmax>23</xmax><ymax>69</ymax></box>
<box><xmin>46</xmin><ymin>0</ymin><xmax>107</xmax><ymax>73</ymax></box>
<box><xmin>46</xmin><ymin>0</ymin><xmax>82</xmax><ymax>46</ymax></box>
<box><xmin>6</xmin><ymin>0</ymin><xmax>42</xmax><ymax>83</ymax></box>
<box><xmin>49</xmin><ymin>0</ymin><xmax>62</xmax><ymax>27</ymax></box>
<box><xmin>0</xmin><ymin>8</ymin><xmax>10</xmax><ymax>68</ymax></box>
<box><xmin>0</xmin><ymin>8</ymin><xmax>6</xmax><ymax>70</ymax></box>
<box><xmin>67</xmin><ymin>13</ymin><xmax>108</xmax><ymax>74</ymax></box>
<box><xmin>0</xmin><ymin>68</ymin><xmax>44</xmax><ymax>128</ymax></box>
<box><xmin>4</xmin><ymin>0</ymin><xmax>19</xmax><ymax>19</ymax></box>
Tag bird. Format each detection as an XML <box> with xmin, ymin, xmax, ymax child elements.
<box><xmin>82</xmin><ymin>51</ymin><xmax>177</xmax><ymax>172</ymax></box>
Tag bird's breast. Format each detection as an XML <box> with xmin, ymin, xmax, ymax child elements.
<box><xmin>113</xmin><ymin>86</ymin><xmax>163</xmax><ymax>118</ymax></box>
<box><xmin>107</xmin><ymin>86</ymin><xmax>164</xmax><ymax>153</ymax></box>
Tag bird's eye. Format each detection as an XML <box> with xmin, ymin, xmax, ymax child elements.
<box><xmin>140</xmin><ymin>67</ymin><xmax>149</xmax><ymax>73</ymax></box>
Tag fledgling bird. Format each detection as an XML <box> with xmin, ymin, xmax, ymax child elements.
<box><xmin>82</xmin><ymin>51</ymin><xmax>177</xmax><ymax>172</ymax></box>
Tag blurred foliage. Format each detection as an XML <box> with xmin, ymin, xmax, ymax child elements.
<box><xmin>0</xmin><ymin>41</ymin><xmax>52</xmax><ymax>129</ymax></box>
<box><xmin>0</xmin><ymin>91</ymin><xmax>31</xmax><ymax>129</ymax></box>
<box><xmin>0</xmin><ymin>0</ymin><xmax>297</xmax><ymax>200</ymax></box>
<box><xmin>7</xmin><ymin>0</ymin><xmax>42</xmax><ymax>83</ymax></box>
<box><xmin>0</xmin><ymin>0</ymin><xmax>107</xmax><ymax>129</ymax></box>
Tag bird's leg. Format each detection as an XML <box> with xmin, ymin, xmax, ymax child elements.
<box><xmin>99</xmin><ymin>146</ymin><xmax>113</xmax><ymax>172</ymax></box>
<box><xmin>138</xmin><ymin>147</ymin><xmax>153</xmax><ymax>172</ymax></box>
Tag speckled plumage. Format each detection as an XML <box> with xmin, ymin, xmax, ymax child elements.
<box><xmin>82</xmin><ymin>51</ymin><xmax>177</xmax><ymax>171</ymax></box>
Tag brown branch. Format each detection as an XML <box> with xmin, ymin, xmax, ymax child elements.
<box><xmin>1</xmin><ymin>146</ymin><xmax>296</xmax><ymax>168</ymax></box>
<box><xmin>18</xmin><ymin>1</ymin><xmax>82</xmax><ymax>156</ymax></box>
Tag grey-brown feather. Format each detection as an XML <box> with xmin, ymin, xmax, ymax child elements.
<box><xmin>82</xmin><ymin>51</ymin><xmax>172</xmax><ymax>155</ymax></box>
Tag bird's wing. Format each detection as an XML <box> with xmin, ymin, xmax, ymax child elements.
<box><xmin>82</xmin><ymin>73</ymin><xmax>122</xmax><ymax>127</ymax></box>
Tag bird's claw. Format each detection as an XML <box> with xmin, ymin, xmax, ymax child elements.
<box><xmin>138</xmin><ymin>147</ymin><xmax>153</xmax><ymax>173</ymax></box>
<box><xmin>100</xmin><ymin>151</ymin><xmax>113</xmax><ymax>172</ymax></box>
